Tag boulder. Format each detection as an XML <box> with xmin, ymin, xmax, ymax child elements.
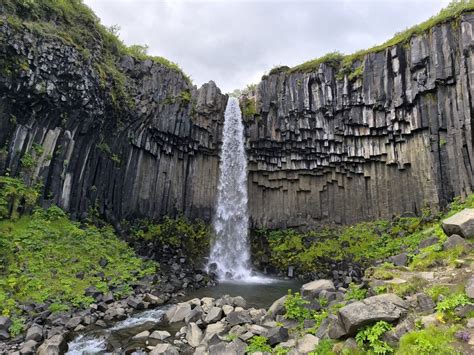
<box><xmin>419</xmin><ymin>236</ymin><xmax>439</xmax><ymax>249</ymax></box>
<box><xmin>65</xmin><ymin>317</ymin><xmax>82</xmax><ymax>330</ymax></box>
<box><xmin>20</xmin><ymin>339</ymin><xmax>38</xmax><ymax>354</ymax></box>
<box><xmin>186</xmin><ymin>323</ymin><xmax>203</xmax><ymax>347</ymax></box>
<box><xmin>150</xmin><ymin>330</ymin><xmax>171</xmax><ymax>341</ymax></box>
<box><xmin>338</xmin><ymin>294</ymin><xmax>408</xmax><ymax>335</ymax></box>
<box><xmin>0</xmin><ymin>317</ymin><xmax>12</xmax><ymax>330</ymax></box>
<box><xmin>149</xmin><ymin>343</ymin><xmax>179</xmax><ymax>355</ymax></box>
<box><xmin>442</xmin><ymin>234</ymin><xmax>470</xmax><ymax>251</ymax></box>
<box><xmin>232</xmin><ymin>296</ymin><xmax>247</xmax><ymax>308</ymax></box>
<box><xmin>301</xmin><ymin>280</ymin><xmax>335</xmax><ymax>298</ymax></box>
<box><xmin>132</xmin><ymin>330</ymin><xmax>150</xmax><ymax>341</ymax></box>
<box><xmin>266</xmin><ymin>326</ymin><xmax>289</xmax><ymax>345</ymax></box>
<box><xmin>382</xmin><ymin>317</ymin><xmax>415</xmax><ymax>346</ymax></box>
<box><xmin>222</xmin><ymin>305</ymin><xmax>234</xmax><ymax>315</ymax></box>
<box><xmin>297</xmin><ymin>334</ymin><xmax>319</xmax><ymax>353</ymax></box>
<box><xmin>36</xmin><ymin>334</ymin><xmax>68</xmax><ymax>355</ymax></box>
<box><xmin>204</xmin><ymin>307</ymin><xmax>223</xmax><ymax>324</ymax></box>
<box><xmin>185</xmin><ymin>306</ymin><xmax>203</xmax><ymax>324</ymax></box>
<box><xmin>414</xmin><ymin>293</ymin><xmax>435</xmax><ymax>314</ymax></box>
<box><xmin>466</xmin><ymin>276</ymin><xmax>474</xmax><ymax>298</ymax></box>
<box><xmin>127</xmin><ymin>297</ymin><xmax>145</xmax><ymax>310</ymax></box>
<box><xmin>248</xmin><ymin>324</ymin><xmax>268</xmax><ymax>336</ymax></box>
<box><xmin>267</xmin><ymin>295</ymin><xmax>286</xmax><ymax>318</ymax></box>
<box><xmin>442</xmin><ymin>209</ymin><xmax>474</xmax><ymax>238</ymax></box>
<box><xmin>420</xmin><ymin>314</ymin><xmax>440</xmax><ymax>328</ymax></box>
<box><xmin>202</xmin><ymin>323</ymin><xmax>226</xmax><ymax>343</ymax></box>
<box><xmin>226</xmin><ymin>311</ymin><xmax>252</xmax><ymax>326</ymax></box>
<box><xmin>387</xmin><ymin>253</ymin><xmax>408</xmax><ymax>267</ymax></box>
<box><xmin>25</xmin><ymin>324</ymin><xmax>43</xmax><ymax>342</ymax></box>
<box><xmin>165</xmin><ymin>302</ymin><xmax>192</xmax><ymax>323</ymax></box>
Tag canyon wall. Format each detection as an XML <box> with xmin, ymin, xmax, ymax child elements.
<box><xmin>245</xmin><ymin>13</ymin><xmax>474</xmax><ymax>228</ymax></box>
<box><xmin>0</xmin><ymin>19</ymin><xmax>226</xmax><ymax>224</ymax></box>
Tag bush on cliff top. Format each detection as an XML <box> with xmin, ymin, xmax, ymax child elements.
<box><xmin>284</xmin><ymin>0</ymin><xmax>474</xmax><ymax>76</ymax></box>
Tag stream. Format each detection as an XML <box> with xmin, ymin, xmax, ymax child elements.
<box><xmin>66</xmin><ymin>278</ymin><xmax>303</xmax><ymax>354</ymax></box>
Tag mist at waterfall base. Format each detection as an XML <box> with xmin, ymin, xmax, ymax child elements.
<box><xmin>208</xmin><ymin>97</ymin><xmax>269</xmax><ymax>283</ymax></box>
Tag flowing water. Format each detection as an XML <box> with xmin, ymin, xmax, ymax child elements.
<box><xmin>208</xmin><ymin>97</ymin><xmax>253</xmax><ymax>280</ymax></box>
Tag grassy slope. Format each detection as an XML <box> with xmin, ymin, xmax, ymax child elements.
<box><xmin>267</xmin><ymin>0</ymin><xmax>474</xmax><ymax>78</ymax></box>
<box><xmin>0</xmin><ymin>205</ymin><xmax>157</xmax><ymax>318</ymax></box>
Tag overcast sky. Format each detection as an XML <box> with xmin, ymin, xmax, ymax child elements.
<box><xmin>83</xmin><ymin>0</ymin><xmax>451</xmax><ymax>93</ymax></box>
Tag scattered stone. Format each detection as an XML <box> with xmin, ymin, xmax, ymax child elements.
<box><xmin>466</xmin><ymin>276</ymin><xmax>474</xmax><ymax>298</ymax></box>
<box><xmin>166</xmin><ymin>302</ymin><xmax>192</xmax><ymax>323</ymax></box>
<box><xmin>149</xmin><ymin>343</ymin><xmax>179</xmax><ymax>355</ymax></box>
<box><xmin>443</xmin><ymin>234</ymin><xmax>470</xmax><ymax>251</ymax></box>
<box><xmin>150</xmin><ymin>330</ymin><xmax>171</xmax><ymax>341</ymax></box>
<box><xmin>36</xmin><ymin>334</ymin><xmax>68</xmax><ymax>355</ymax></box>
<box><xmin>467</xmin><ymin>318</ymin><xmax>474</xmax><ymax>328</ymax></box>
<box><xmin>132</xmin><ymin>330</ymin><xmax>150</xmax><ymax>341</ymax></box>
<box><xmin>382</xmin><ymin>317</ymin><xmax>415</xmax><ymax>346</ymax></box>
<box><xmin>226</xmin><ymin>311</ymin><xmax>252</xmax><ymax>326</ymax></box>
<box><xmin>20</xmin><ymin>339</ymin><xmax>38</xmax><ymax>354</ymax></box>
<box><xmin>420</xmin><ymin>314</ymin><xmax>440</xmax><ymax>328</ymax></box>
<box><xmin>387</xmin><ymin>253</ymin><xmax>408</xmax><ymax>267</ymax></box>
<box><xmin>338</xmin><ymin>294</ymin><xmax>408</xmax><ymax>335</ymax></box>
<box><xmin>442</xmin><ymin>209</ymin><xmax>474</xmax><ymax>238</ymax></box>
<box><xmin>66</xmin><ymin>317</ymin><xmax>82</xmax><ymax>330</ymax></box>
<box><xmin>185</xmin><ymin>306</ymin><xmax>203</xmax><ymax>324</ymax></box>
<box><xmin>419</xmin><ymin>236</ymin><xmax>439</xmax><ymax>249</ymax></box>
<box><xmin>204</xmin><ymin>307</ymin><xmax>223</xmax><ymax>324</ymax></box>
<box><xmin>222</xmin><ymin>305</ymin><xmax>234</xmax><ymax>315</ymax></box>
<box><xmin>26</xmin><ymin>324</ymin><xmax>43</xmax><ymax>342</ymax></box>
<box><xmin>186</xmin><ymin>323</ymin><xmax>203</xmax><ymax>347</ymax></box>
<box><xmin>297</xmin><ymin>334</ymin><xmax>319</xmax><ymax>353</ymax></box>
<box><xmin>414</xmin><ymin>293</ymin><xmax>435</xmax><ymax>314</ymax></box>
<box><xmin>301</xmin><ymin>280</ymin><xmax>335</xmax><ymax>298</ymax></box>
<box><xmin>127</xmin><ymin>297</ymin><xmax>145</xmax><ymax>310</ymax></box>
<box><xmin>266</xmin><ymin>326</ymin><xmax>289</xmax><ymax>345</ymax></box>
<box><xmin>266</xmin><ymin>295</ymin><xmax>286</xmax><ymax>319</ymax></box>
<box><xmin>232</xmin><ymin>296</ymin><xmax>247</xmax><ymax>308</ymax></box>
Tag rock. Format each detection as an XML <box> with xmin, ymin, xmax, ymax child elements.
<box><xmin>166</xmin><ymin>302</ymin><xmax>192</xmax><ymax>323</ymax></box>
<box><xmin>144</xmin><ymin>293</ymin><xmax>164</xmax><ymax>305</ymax></box>
<box><xmin>132</xmin><ymin>330</ymin><xmax>150</xmax><ymax>341</ymax></box>
<box><xmin>419</xmin><ymin>236</ymin><xmax>439</xmax><ymax>249</ymax></box>
<box><xmin>267</xmin><ymin>295</ymin><xmax>286</xmax><ymax>319</ymax></box>
<box><xmin>226</xmin><ymin>311</ymin><xmax>252</xmax><ymax>326</ymax></box>
<box><xmin>420</xmin><ymin>314</ymin><xmax>440</xmax><ymax>328</ymax></box>
<box><xmin>387</xmin><ymin>253</ymin><xmax>408</xmax><ymax>267</ymax></box>
<box><xmin>201</xmin><ymin>297</ymin><xmax>215</xmax><ymax>312</ymax></box>
<box><xmin>104</xmin><ymin>306</ymin><xmax>126</xmax><ymax>321</ymax></box>
<box><xmin>127</xmin><ymin>297</ymin><xmax>145</xmax><ymax>310</ymax></box>
<box><xmin>186</xmin><ymin>323</ymin><xmax>203</xmax><ymax>347</ymax></box>
<box><xmin>455</xmin><ymin>304</ymin><xmax>474</xmax><ymax>318</ymax></box>
<box><xmin>36</xmin><ymin>334</ymin><xmax>68</xmax><ymax>355</ymax></box>
<box><xmin>0</xmin><ymin>329</ymin><xmax>10</xmax><ymax>341</ymax></box>
<box><xmin>150</xmin><ymin>330</ymin><xmax>171</xmax><ymax>341</ymax></box>
<box><xmin>239</xmin><ymin>331</ymin><xmax>254</xmax><ymax>341</ymax></box>
<box><xmin>301</xmin><ymin>280</ymin><xmax>335</xmax><ymax>297</ymax></box>
<box><xmin>442</xmin><ymin>209</ymin><xmax>474</xmax><ymax>238</ymax></box>
<box><xmin>204</xmin><ymin>307</ymin><xmax>223</xmax><ymax>324</ymax></box>
<box><xmin>248</xmin><ymin>324</ymin><xmax>268</xmax><ymax>336</ymax></box>
<box><xmin>382</xmin><ymin>317</ymin><xmax>415</xmax><ymax>346</ymax></box>
<box><xmin>224</xmin><ymin>338</ymin><xmax>247</xmax><ymax>354</ymax></box>
<box><xmin>338</xmin><ymin>294</ymin><xmax>408</xmax><ymax>335</ymax></box>
<box><xmin>326</xmin><ymin>315</ymin><xmax>347</xmax><ymax>339</ymax></box>
<box><xmin>208</xmin><ymin>342</ymin><xmax>227</xmax><ymax>355</ymax></box>
<box><xmin>266</xmin><ymin>326</ymin><xmax>289</xmax><ymax>345</ymax></box>
<box><xmin>297</xmin><ymin>334</ymin><xmax>319</xmax><ymax>353</ymax></box>
<box><xmin>20</xmin><ymin>339</ymin><xmax>38</xmax><ymax>354</ymax></box>
<box><xmin>25</xmin><ymin>324</ymin><xmax>43</xmax><ymax>342</ymax></box>
<box><xmin>467</xmin><ymin>318</ymin><xmax>474</xmax><ymax>328</ymax></box>
<box><xmin>202</xmin><ymin>323</ymin><xmax>227</xmax><ymax>343</ymax></box>
<box><xmin>65</xmin><ymin>316</ymin><xmax>82</xmax><ymax>330</ymax></box>
<box><xmin>442</xmin><ymin>234</ymin><xmax>471</xmax><ymax>251</ymax></box>
<box><xmin>84</xmin><ymin>286</ymin><xmax>102</xmax><ymax>300</ymax></box>
<box><xmin>102</xmin><ymin>292</ymin><xmax>114</xmax><ymax>304</ymax></box>
<box><xmin>149</xmin><ymin>343</ymin><xmax>179</xmax><ymax>355</ymax></box>
<box><xmin>185</xmin><ymin>306</ymin><xmax>203</xmax><ymax>324</ymax></box>
<box><xmin>222</xmin><ymin>305</ymin><xmax>234</xmax><ymax>315</ymax></box>
<box><xmin>466</xmin><ymin>276</ymin><xmax>474</xmax><ymax>298</ymax></box>
<box><xmin>232</xmin><ymin>296</ymin><xmax>247</xmax><ymax>308</ymax></box>
<box><xmin>0</xmin><ymin>316</ymin><xmax>12</xmax><ymax>331</ymax></box>
<box><xmin>414</xmin><ymin>293</ymin><xmax>435</xmax><ymax>314</ymax></box>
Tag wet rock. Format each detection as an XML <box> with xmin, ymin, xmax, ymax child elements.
<box><xmin>150</xmin><ymin>330</ymin><xmax>171</xmax><ymax>342</ymax></box>
<box><xmin>301</xmin><ymin>280</ymin><xmax>335</xmax><ymax>298</ymax></box>
<box><xmin>442</xmin><ymin>209</ymin><xmax>474</xmax><ymax>238</ymax></box>
<box><xmin>132</xmin><ymin>330</ymin><xmax>150</xmax><ymax>341</ymax></box>
<box><xmin>338</xmin><ymin>294</ymin><xmax>408</xmax><ymax>335</ymax></box>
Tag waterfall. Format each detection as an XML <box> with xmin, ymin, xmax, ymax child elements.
<box><xmin>208</xmin><ymin>96</ymin><xmax>251</xmax><ymax>280</ymax></box>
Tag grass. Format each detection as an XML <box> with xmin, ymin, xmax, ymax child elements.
<box><xmin>396</xmin><ymin>326</ymin><xmax>459</xmax><ymax>355</ymax></box>
<box><xmin>0</xmin><ymin>205</ymin><xmax>157</xmax><ymax>318</ymax></box>
<box><xmin>252</xmin><ymin>194</ymin><xmax>474</xmax><ymax>275</ymax></box>
<box><xmin>268</xmin><ymin>0</ymin><xmax>474</xmax><ymax>79</ymax></box>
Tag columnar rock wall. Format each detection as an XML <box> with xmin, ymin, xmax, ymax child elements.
<box><xmin>246</xmin><ymin>13</ymin><xmax>474</xmax><ymax>228</ymax></box>
<box><xmin>0</xmin><ymin>22</ymin><xmax>227</xmax><ymax>223</ymax></box>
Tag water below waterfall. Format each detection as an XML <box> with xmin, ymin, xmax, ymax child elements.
<box><xmin>208</xmin><ymin>96</ymin><xmax>253</xmax><ymax>280</ymax></box>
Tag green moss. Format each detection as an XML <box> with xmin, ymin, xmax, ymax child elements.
<box><xmin>396</xmin><ymin>326</ymin><xmax>458</xmax><ymax>355</ymax></box>
<box><xmin>242</xmin><ymin>98</ymin><xmax>257</xmax><ymax>118</ymax></box>
<box><xmin>0</xmin><ymin>204</ymin><xmax>157</xmax><ymax>317</ymax></box>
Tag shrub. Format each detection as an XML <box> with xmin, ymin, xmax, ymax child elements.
<box><xmin>397</xmin><ymin>326</ymin><xmax>458</xmax><ymax>355</ymax></box>
<box><xmin>284</xmin><ymin>290</ymin><xmax>310</xmax><ymax>323</ymax></box>
<box><xmin>0</xmin><ymin>176</ymin><xmax>40</xmax><ymax>220</ymax></box>
<box><xmin>8</xmin><ymin>317</ymin><xmax>25</xmax><ymax>336</ymax></box>
<box><xmin>355</xmin><ymin>321</ymin><xmax>393</xmax><ymax>354</ymax></box>
<box><xmin>246</xmin><ymin>335</ymin><xmax>272</xmax><ymax>353</ymax></box>
<box><xmin>345</xmin><ymin>283</ymin><xmax>367</xmax><ymax>301</ymax></box>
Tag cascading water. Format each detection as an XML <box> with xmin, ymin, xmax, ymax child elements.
<box><xmin>208</xmin><ymin>97</ymin><xmax>252</xmax><ymax>280</ymax></box>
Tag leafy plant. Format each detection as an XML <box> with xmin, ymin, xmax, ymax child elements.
<box><xmin>284</xmin><ymin>290</ymin><xmax>310</xmax><ymax>323</ymax></box>
<box><xmin>345</xmin><ymin>283</ymin><xmax>367</xmax><ymax>301</ymax></box>
<box><xmin>355</xmin><ymin>321</ymin><xmax>393</xmax><ymax>354</ymax></box>
<box><xmin>8</xmin><ymin>317</ymin><xmax>25</xmax><ymax>337</ymax></box>
<box><xmin>397</xmin><ymin>326</ymin><xmax>458</xmax><ymax>355</ymax></box>
<box><xmin>246</xmin><ymin>335</ymin><xmax>272</xmax><ymax>353</ymax></box>
<box><xmin>309</xmin><ymin>339</ymin><xmax>335</xmax><ymax>355</ymax></box>
<box><xmin>435</xmin><ymin>292</ymin><xmax>472</xmax><ymax>320</ymax></box>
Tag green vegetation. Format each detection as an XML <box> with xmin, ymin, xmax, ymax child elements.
<box><xmin>0</xmin><ymin>175</ymin><xmax>40</xmax><ymax>220</ymax></box>
<box><xmin>129</xmin><ymin>216</ymin><xmax>211</xmax><ymax>263</ymax></box>
<box><xmin>284</xmin><ymin>291</ymin><xmax>311</xmax><ymax>323</ymax></box>
<box><xmin>2</xmin><ymin>0</ymin><xmax>190</xmax><ymax>111</ymax></box>
<box><xmin>355</xmin><ymin>321</ymin><xmax>393</xmax><ymax>354</ymax></box>
<box><xmin>253</xmin><ymin>194</ymin><xmax>474</xmax><ymax>274</ymax></box>
<box><xmin>310</xmin><ymin>339</ymin><xmax>336</xmax><ymax>355</ymax></box>
<box><xmin>0</xmin><ymin>191</ymin><xmax>157</xmax><ymax>318</ymax></box>
<box><xmin>246</xmin><ymin>335</ymin><xmax>272</xmax><ymax>353</ymax></box>
<box><xmin>268</xmin><ymin>1</ymin><xmax>474</xmax><ymax>80</ymax></box>
<box><xmin>242</xmin><ymin>98</ymin><xmax>257</xmax><ymax>118</ymax></box>
<box><xmin>345</xmin><ymin>283</ymin><xmax>367</xmax><ymax>301</ymax></box>
<box><xmin>396</xmin><ymin>326</ymin><xmax>458</xmax><ymax>355</ymax></box>
<box><xmin>435</xmin><ymin>292</ymin><xmax>472</xmax><ymax>321</ymax></box>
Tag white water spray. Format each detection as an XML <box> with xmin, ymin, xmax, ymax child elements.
<box><xmin>208</xmin><ymin>97</ymin><xmax>252</xmax><ymax>280</ymax></box>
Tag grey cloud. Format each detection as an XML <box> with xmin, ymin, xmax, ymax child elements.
<box><xmin>84</xmin><ymin>0</ymin><xmax>450</xmax><ymax>92</ymax></box>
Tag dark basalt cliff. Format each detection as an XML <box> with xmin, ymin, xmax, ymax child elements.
<box><xmin>245</xmin><ymin>13</ymin><xmax>474</xmax><ymax>228</ymax></box>
<box><xmin>1</xmin><ymin>7</ymin><xmax>473</xmax><ymax>229</ymax></box>
<box><xmin>0</xmin><ymin>20</ymin><xmax>227</xmax><ymax>224</ymax></box>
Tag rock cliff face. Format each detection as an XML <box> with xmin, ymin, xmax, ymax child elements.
<box><xmin>246</xmin><ymin>13</ymin><xmax>474</xmax><ymax>228</ymax></box>
<box><xmin>0</xmin><ymin>20</ymin><xmax>227</xmax><ymax>223</ymax></box>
